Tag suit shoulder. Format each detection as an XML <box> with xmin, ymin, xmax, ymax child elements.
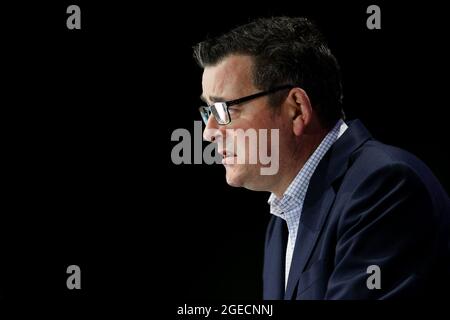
<box><xmin>350</xmin><ymin>140</ymin><xmax>438</xmax><ymax>183</ymax></box>
<box><xmin>344</xmin><ymin>139</ymin><xmax>448</xmax><ymax>208</ymax></box>
<box><xmin>353</xmin><ymin>140</ymin><xmax>417</xmax><ymax>168</ymax></box>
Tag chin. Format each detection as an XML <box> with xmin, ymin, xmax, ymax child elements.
<box><xmin>224</xmin><ymin>164</ymin><xmax>247</xmax><ymax>187</ymax></box>
<box><xmin>225</xmin><ymin>168</ymin><xmax>244</xmax><ymax>187</ymax></box>
<box><xmin>224</xmin><ymin>164</ymin><xmax>260</xmax><ymax>189</ymax></box>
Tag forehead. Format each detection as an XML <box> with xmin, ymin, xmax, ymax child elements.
<box><xmin>202</xmin><ymin>55</ymin><xmax>254</xmax><ymax>98</ymax></box>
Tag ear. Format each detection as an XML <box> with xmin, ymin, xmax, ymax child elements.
<box><xmin>287</xmin><ymin>88</ymin><xmax>313</xmax><ymax>136</ymax></box>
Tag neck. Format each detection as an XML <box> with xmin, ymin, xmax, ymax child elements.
<box><xmin>271</xmin><ymin>130</ymin><xmax>329</xmax><ymax>198</ymax></box>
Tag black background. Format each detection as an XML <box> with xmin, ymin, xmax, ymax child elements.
<box><xmin>1</xmin><ymin>0</ymin><xmax>449</xmax><ymax>316</ymax></box>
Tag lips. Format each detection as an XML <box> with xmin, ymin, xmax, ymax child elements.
<box><xmin>220</xmin><ymin>150</ymin><xmax>237</xmax><ymax>165</ymax></box>
<box><xmin>219</xmin><ymin>150</ymin><xmax>235</xmax><ymax>158</ymax></box>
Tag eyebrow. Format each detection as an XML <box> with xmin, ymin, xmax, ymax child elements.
<box><xmin>200</xmin><ymin>94</ymin><xmax>226</xmax><ymax>104</ymax></box>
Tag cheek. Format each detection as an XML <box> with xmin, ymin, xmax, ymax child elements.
<box><xmin>226</xmin><ymin>111</ymin><xmax>280</xmax><ymax>156</ymax></box>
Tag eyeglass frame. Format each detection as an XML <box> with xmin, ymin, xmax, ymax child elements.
<box><xmin>199</xmin><ymin>84</ymin><xmax>294</xmax><ymax>125</ymax></box>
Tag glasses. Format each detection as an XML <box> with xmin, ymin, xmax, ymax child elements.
<box><xmin>199</xmin><ymin>85</ymin><xmax>293</xmax><ymax>125</ymax></box>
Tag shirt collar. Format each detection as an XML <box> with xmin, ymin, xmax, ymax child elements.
<box><xmin>268</xmin><ymin>119</ymin><xmax>348</xmax><ymax>218</ymax></box>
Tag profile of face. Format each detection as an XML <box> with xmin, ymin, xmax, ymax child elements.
<box><xmin>201</xmin><ymin>55</ymin><xmax>306</xmax><ymax>193</ymax></box>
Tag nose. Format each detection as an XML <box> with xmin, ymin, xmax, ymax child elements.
<box><xmin>203</xmin><ymin>114</ymin><xmax>221</xmax><ymax>142</ymax></box>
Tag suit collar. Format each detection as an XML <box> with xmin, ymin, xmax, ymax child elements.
<box><xmin>284</xmin><ymin>119</ymin><xmax>372</xmax><ymax>299</ymax></box>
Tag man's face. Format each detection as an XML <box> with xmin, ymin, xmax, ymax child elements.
<box><xmin>201</xmin><ymin>55</ymin><xmax>291</xmax><ymax>191</ymax></box>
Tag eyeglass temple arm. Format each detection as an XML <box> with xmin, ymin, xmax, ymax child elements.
<box><xmin>226</xmin><ymin>85</ymin><xmax>294</xmax><ymax>107</ymax></box>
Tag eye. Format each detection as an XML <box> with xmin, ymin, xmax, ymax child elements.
<box><xmin>228</xmin><ymin>107</ymin><xmax>240</xmax><ymax>114</ymax></box>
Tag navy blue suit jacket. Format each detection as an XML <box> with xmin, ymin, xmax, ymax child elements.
<box><xmin>263</xmin><ymin>120</ymin><xmax>450</xmax><ymax>299</ymax></box>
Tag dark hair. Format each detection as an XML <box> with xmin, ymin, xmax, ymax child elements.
<box><xmin>193</xmin><ymin>16</ymin><xmax>344</xmax><ymax>128</ymax></box>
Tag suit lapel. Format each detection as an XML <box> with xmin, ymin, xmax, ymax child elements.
<box><xmin>284</xmin><ymin>186</ymin><xmax>336</xmax><ymax>299</ymax></box>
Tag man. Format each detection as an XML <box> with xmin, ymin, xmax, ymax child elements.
<box><xmin>193</xmin><ymin>17</ymin><xmax>450</xmax><ymax>299</ymax></box>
